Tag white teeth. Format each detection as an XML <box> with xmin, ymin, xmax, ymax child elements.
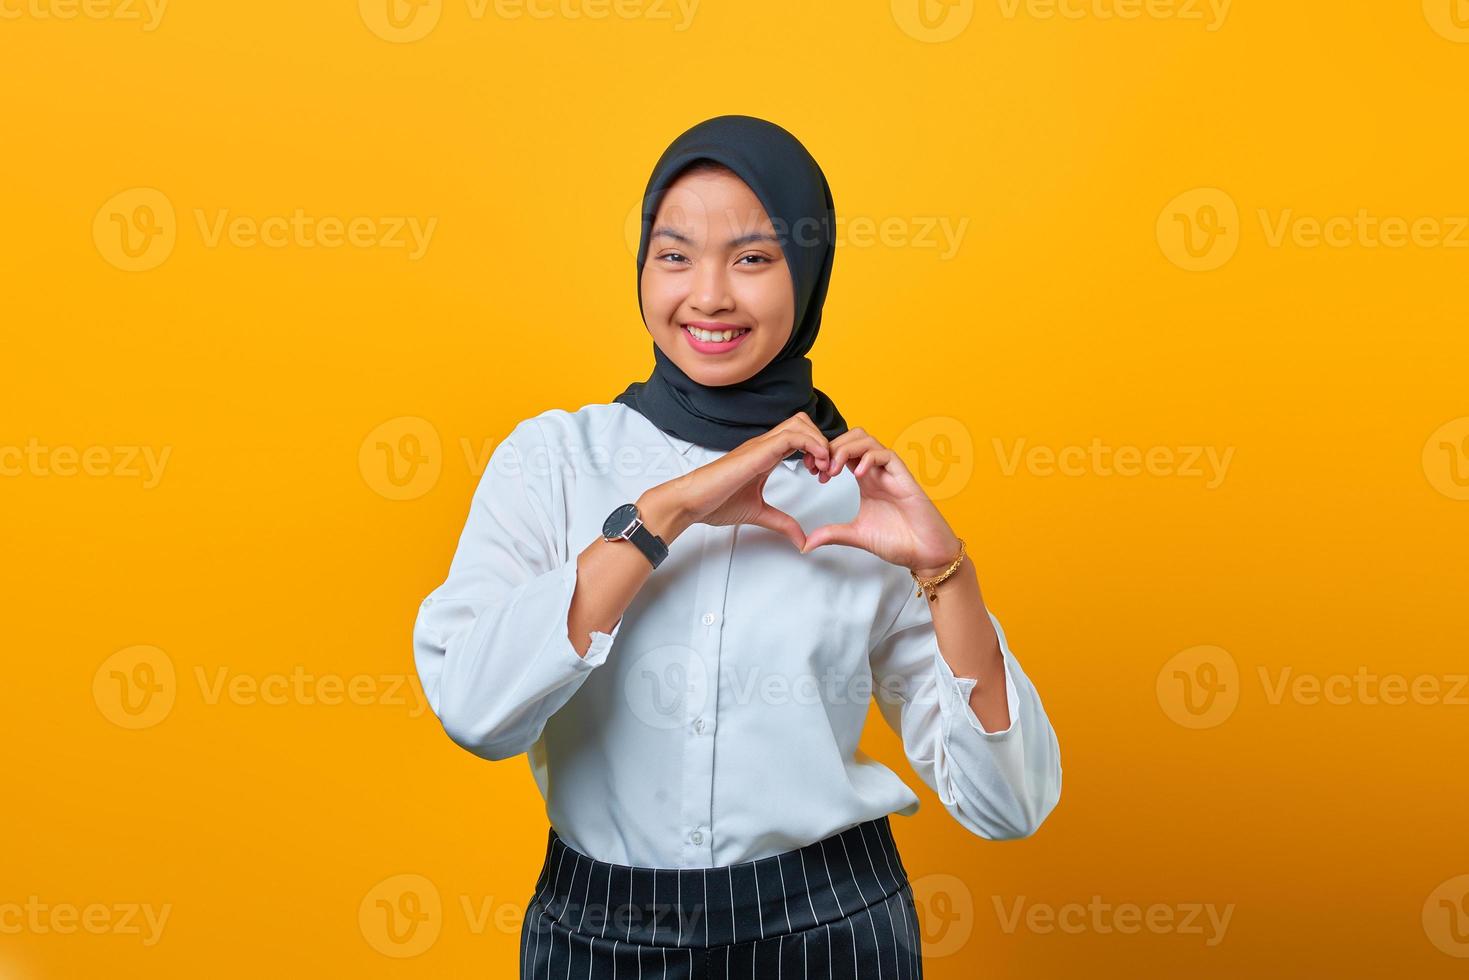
<box><xmin>686</xmin><ymin>326</ymin><xmax>748</xmax><ymax>343</ymax></box>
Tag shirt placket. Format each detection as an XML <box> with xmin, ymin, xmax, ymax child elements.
<box><xmin>679</xmin><ymin>462</ymin><xmax>732</xmax><ymax>867</ymax></box>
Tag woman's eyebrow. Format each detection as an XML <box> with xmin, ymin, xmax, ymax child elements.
<box><xmin>651</xmin><ymin>226</ymin><xmax>781</xmax><ymax>248</ymax></box>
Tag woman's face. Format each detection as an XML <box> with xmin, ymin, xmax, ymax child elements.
<box><xmin>639</xmin><ymin>168</ymin><xmax>795</xmax><ymax>386</ymax></box>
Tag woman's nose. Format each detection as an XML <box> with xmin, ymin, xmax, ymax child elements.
<box><xmin>689</xmin><ymin>258</ymin><xmax>733</xmax><ymax>315</ymax></box>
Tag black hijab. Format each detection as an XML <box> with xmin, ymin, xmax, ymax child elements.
<box><xmin>613</xmin><ymin>114</ymin><xmax>848</xmax><ymax>455</ymax></box>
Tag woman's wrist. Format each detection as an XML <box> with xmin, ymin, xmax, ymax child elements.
<box><xmin>637</xmin><ymin>487</ymin><xmax>694</xmax><ymax>544</ymax></box>
<box><xmin>909</xmin><ymin>532</ymin><xmax>964</xmax><ymax>579</ymax></box>
<box><xmin>911</xmin><ymin>554</ymin><xmax>962</xmax><ymax>580</ymax></box>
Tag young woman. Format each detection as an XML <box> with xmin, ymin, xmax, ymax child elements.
<box><xmin>413</xmin><ymin>114</ymin><xmax>1062</xmax><ymax>979</ymax></box>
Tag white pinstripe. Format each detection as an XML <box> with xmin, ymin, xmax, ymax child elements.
<box><xmin>881</xmin><ymin>890</ymin><xmax>902</xmax><ymax>980</ymax></box>
<box><xmin>527</xmin><ymin>852</ymin><xmax>554</xmax><ymax>979</ymax></box>
<box><xmin>559</xmin><ymin>855</ymin><xmax>583</xmax><ymax>924</ymax></box>
<box><xmin>857</xmin><ymin>825</ymin><xmax>902</xmax><ymax>979</ymax></box>
<box><xmin>602</xmin><ymin>864</ymin><xmax>613</xmax><ymax>939</ymax></box>
<box><xmin>907</xmin><ymin>883</ymin><xmax>925</xmax><ymax>979</ymax></box>
<box><xmin>539</xmin><ymin>848</ymin><xmax>569</xmax><ymax>980</ymax></box>
<box><xmin>753</xmin><ymin>863</ymin><xmax>765</xmax><ymax>939</ymax></box>
<box><xmin>576</xmin><ymin>858</ymin><xmax>594</xmax><ymax>931</ymax></box>
<box><xmin>817</xmin><ymin>841</ymin><xmax>857</xmax><ymax>973</ymax></box>
<box><xmin>893</xmin><ymin>885</ymin><xmax>915</xmax><ymax>980</ymax></box>
<box><xmin>876</xmin><ymin>822</ymin><xmax>923</xmax><ymax>978</ymax></box>
<box><xmin>861</xmin><ymin>823</ymin><xmax>894</xmax><ymax>891</ymax></box>
<box><xmin>777</xmin><ymin>855</ymin><xmax>793</xmax><ymax>931</ymax></box>
<box><xmin>797</xmin><ymin>850</ymin><xmax>819</xmax><ymax>925</ymax></box>
<box><xmin>839</xmin><ymin>834</ymin><xmax>883</xmax><ymax>980</ymax></box>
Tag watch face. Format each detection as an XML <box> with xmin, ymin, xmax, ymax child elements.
<box><xmin>602</xmin><ymin>502</ymin><xmax>640</xmax><ymax>539</ymax></box>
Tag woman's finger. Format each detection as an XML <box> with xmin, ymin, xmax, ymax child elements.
<box><xmin>825</xmin><ymin>427</ymin><xmax>867</xmax><ymax>453</ymax></box>
<box><xmin>854</xmin><ymin>448</ymin><xmax>891</xmax><ymax>478</ymax></box>
<box><xmin>776</xmin><ymin>422</ymin><xmax>830</xmax><ymax>468</ymax></box>
<box><xmin>748</xmin><ymin>501</ymin><xmax>806</xmax><ymax>551</ymax></box>
<box><xmin>826</xmin><ymin>434</ymin><xmax>879</xmax><ymax>477</ymax></box>
<box><xmin>800</xmin><ymin>520</ymin><xmax>863</xmax><ymax>553</ymax></box>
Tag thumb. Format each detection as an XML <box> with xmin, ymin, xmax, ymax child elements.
<box><xmin>801</xmin><ymin>522</ymin><xmax>862</xmax><ymax>554</ymax></box>
<box><xmin>748</xmin><ymin>503</ymin><xmax>807</xmax><ymax>552</ymax></box>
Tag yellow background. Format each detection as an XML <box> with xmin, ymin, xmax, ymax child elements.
<box><xmin>4</xmin><ymin>0</ymin><xmax>1468</xmax><ymax>976</ymax></box>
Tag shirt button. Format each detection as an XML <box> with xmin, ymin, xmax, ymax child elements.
<box><xmin>690</xmin><ymin>830</ymin><xmax>704</xmax><ymax>845</ymax></box>
<box><xmin>694</xmin><ymin>718</ymin><xmax>705</xmax><ymax>733</ymax></box>
<box><xmin>701</xmin><ymin>612</ymin><xmax>716</xmax><ymax>626</ymax></box>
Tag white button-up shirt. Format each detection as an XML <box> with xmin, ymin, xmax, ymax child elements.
<box><xmin>413</xmin><ymin>401</ymin><xmax>1062</xmax><ymax>868</ymax></box>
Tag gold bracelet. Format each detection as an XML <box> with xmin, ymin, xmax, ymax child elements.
<box><xmin>910</xmin><ymin>537</ymin><xmax>966</xmax><ymax>603</ymax></box>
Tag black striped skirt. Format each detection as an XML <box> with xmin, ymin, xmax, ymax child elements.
<box><xmin>520</xmin><ymin>815</ymin><xmax>924</xmax><ymax>979</ymax></box>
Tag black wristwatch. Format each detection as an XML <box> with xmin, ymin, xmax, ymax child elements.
<box><xmin>601</xmin><ymin>502</ymin><xmax>669</xmax><ymax>569</ymax></box>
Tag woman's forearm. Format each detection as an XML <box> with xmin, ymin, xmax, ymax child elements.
<box><xmin>917</xmin><ymin>554</ymin><xmax>1009</xmax><ymax>731</ymax></box>
<box><xmin>566</xmin><ymin>486</ymin><xmax>692</xmax><ymax>657</ymax></box>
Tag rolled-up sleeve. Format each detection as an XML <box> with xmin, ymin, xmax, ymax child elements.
<box><xmin>868</xmin><ymin>577</ymin><xmax>1062</xmax><ymax>840</ymax></box>
<box><xmin>413</xmin><ymin>416</ymin><xmax>620</xmax><ymax>762</ymax></box>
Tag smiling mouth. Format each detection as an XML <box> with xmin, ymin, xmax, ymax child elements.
<box><xmin>681</xmin><ymin>323</ymin><xmax>752</xmax><ymax>353</ymax></box>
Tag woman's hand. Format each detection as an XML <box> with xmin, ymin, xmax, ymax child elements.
<box><xmin>799</xmin><ymin>428</ymin><xmax>962</xmax><ymax>576</ymax></box>
<box><xmin>640</xmin><ymin>412</ymin><xmax>833</xmax><ymax>552</ymax></box>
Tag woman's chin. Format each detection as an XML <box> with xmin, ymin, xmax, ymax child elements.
<box><xmin>653</xmin><ymin>348</ymin><xmax>741</xmax><ymax>384</ymax></box>
<box><xmin>686</xmin><ymin>362</ymin><xmax>757</xmax><ymax>387</ymax></box>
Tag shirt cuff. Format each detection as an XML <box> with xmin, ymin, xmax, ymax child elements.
<box><xmin>932</xmin><ymin>610</ymin><xmax>1021</xmax><ymax>738</ymax></box>
<box><xmin>550</xmin><ymin>554</ymin><xmax>622</xmax><ymax>671</ymax></box>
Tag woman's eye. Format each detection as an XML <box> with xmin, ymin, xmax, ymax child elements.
<box><xmin>658</xmin><ymin>252</ymin><xmax>689</xmax><ymax>264</ymax></box>
<box><xmin>736</xmin><ymin>254</ymin><xmax>771</xmax><ymax>265</ymax></box>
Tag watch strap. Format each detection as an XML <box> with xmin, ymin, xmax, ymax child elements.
<box><xmin>625</xmin><ymin>518</ymin><xmax>669</xmax><ymax>569</ymax></box>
